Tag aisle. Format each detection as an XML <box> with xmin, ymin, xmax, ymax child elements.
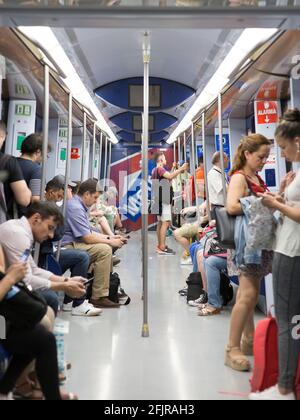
<box><xmin>63</xmin><ymin>232</ymin><xmax>257</xmax><ymax>400</ymax></box>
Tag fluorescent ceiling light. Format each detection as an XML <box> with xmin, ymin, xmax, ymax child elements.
<box><xmin>18</xmin><ymin>26</ymin><xmax>118</xmax><ymax>144</ymax></box>
<box><xmin>167</xmin><ymin>28</ymin><xmax>278</xmax><ymax>144</ymax></box>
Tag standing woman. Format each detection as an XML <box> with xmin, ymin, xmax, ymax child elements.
<box><xmin>250</xmin><ymin>109</ymin><xmax>300</xmax><ymax>400</ymax></box>
<box><xmin>226</xmin><ymin>134</ymin><xmax>272</xmax><ymax>372</ymax></box>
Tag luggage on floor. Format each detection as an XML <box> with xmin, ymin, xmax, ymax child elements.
<box><xmin>186</xmin><ymin>272</ymin><xmax>204</xmax><ymax>303</ymax></box>
<box><xmin>109</xmin><ymin>273</ymin><xmax>131</xmax><ymax>305</ymax></box>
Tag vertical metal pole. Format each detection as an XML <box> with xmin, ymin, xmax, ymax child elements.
<box><xmin>183</xmin><ymin>132</ymin><xmax>187</xmax><ymax>162</ymax></box>
<box><xmin>56</xmin><ymin>93</ymin><xmax>73</xmax><ymax>261</ymax></box>
<box><xmin>40</xmin><ymin>64</ymin><xmax>49</xmax><ymax>201</ymax></box>
<box><xmin>191</xmin><ymin>123</ymin><xmax>202</xmax><ymax>224</ymax></box>
<box><xmin>99</xmin><ymin>131</ymin><xmax>103</xmax><ymax>180</ymax></box>
<box><xmin>218</xmin><ymin>93</ymin><xmax>227</xmax><ymax>204</ymax></box>
<box><xmin>81</xmin><ymin>112</ymin><xmax>87</xmax><ymax>182</ymax></box>
<box><xmin>34</xmin><ymin>64</ymin><xmax>49</xmax><ymax>264</ymax></box>
<box><xmin>177</xmin><ymin>137</ymin><xmax>181</xmax><ymax>162</ymax></box>
<box><xmin>202</xmin><ymin>113</ymin><xmax>211</xmax><ymax>222</ymax></box>
<box><xmin>173</xmin><ymin>143</ymin><xmax>176</xmax><ymax>163</ymax></box>
<box><xmin>91</xmin><ymin>122</ymin><xmax>96</xmax><ymax>179</ymax></box>
<box><xmin>107</xmin><ymin>141</ymin><xmax>112</xmax><ymax>182</ymax></box>
<box><xmin>142</xmin><ymin>32</ymin><xmax>150</xmax><ymax>338</ymax></box>
<box><xmin>103</xmin><ymin>136</ymin><xmax>108</xmax><ymax>188</ymax></box>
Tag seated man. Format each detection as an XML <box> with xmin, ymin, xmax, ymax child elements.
<box><xmin>173</xmin><ymin>202</ymin><xmax>208</xmax><ymax>265</ymax></box>
<box><xmin>62</xmin><ymin>179</ymin><xmax>126</xmax><ymax>309</ymax></box>
<box><xmin>40</xmin><ymin>177</ymin><xmax>101</xmax><ymax>317</ymax></box>
<box><xmin>0</xmin><ymin>202</ymin><xmax>86</xmax><ymax>315</ymax></box>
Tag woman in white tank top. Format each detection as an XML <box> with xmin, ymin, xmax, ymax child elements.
<box><xmin>250</xmin><ymin>109</ymin><xmax>300</xmax><ymax>401</ymax></box>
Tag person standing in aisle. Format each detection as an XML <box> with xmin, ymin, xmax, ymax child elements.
<box><xmin>250</xmin><ymin>109</ymin><xmax>300</xmax><ymax>401</ymax></box>
<box><xmin>152</xmin><ymin>152</ymin><xmax>188</xmax><ymax>255</ymax></box>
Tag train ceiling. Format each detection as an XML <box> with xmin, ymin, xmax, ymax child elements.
<box><xmin>52</xmin><ymin>27</ymin><xmax>242</xmax><ymax>144</ymax></box>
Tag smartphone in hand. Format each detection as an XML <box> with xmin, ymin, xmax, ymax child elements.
<box><xmin>20</xmin><ymin>249</ymin><xmax>31</xmax><ymax>263</ymax></box>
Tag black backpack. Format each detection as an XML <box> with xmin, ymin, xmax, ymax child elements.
<box><xmin>220</xmin><ymin>271</ymin><xmax>234</xmax><ymax>306</ymax></box>
<box><xmin>186</xmin><ymin>272</ymin><xmax>204</xmax><ymax>303</ymax></box>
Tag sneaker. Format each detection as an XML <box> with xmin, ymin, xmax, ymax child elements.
<box><xmin>180</xmin><ymin>256</ymin><xmax>193</xmax><ymax>266</ymax></box>
<box><xmin>188</xmin><ymin>292</ymin><xmax>208</xmax><ymax>307</ymax></box>
<box><xmin>249</xmin><ymin>385</ymin><xmax>295</xmax><ymax>401</ymax></box>
<box><xmin>72</xmin><ymin>300</ymin><xmax>103</xmax><ymax>317</ymax></box>
<box><xmin>156</xmin><ymin>246</ymin><xmax>176</xmax><ymax>255</ymax></box>
<box><xmin>178</xmin><ymin>286</ymin><xmax>188</xmax><ymax>296</ymax></box>
<box><xmin>195</xmin><ymin>292</ymin><xmax>208</xmax><ymax>305</ymax></box>
<box><xmin>62</xmin><ymin>302</ymin><xmax>73</xmax><ymax>313</ymax></box>
<box><xmin>188</xmin><ymin>300</ymin><xmax>199</xmax><ymax>307</ymax></box>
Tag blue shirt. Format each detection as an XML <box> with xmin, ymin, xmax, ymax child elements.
<box><xmin>62</xmin><ymin>196</ymin><xmax>92</xmax><ymax>244</ymax></box>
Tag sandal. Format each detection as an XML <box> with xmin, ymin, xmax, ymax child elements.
<box><xmin>241</xmin><ymin>336</ymin><xmax>254</xmax><ymax>356</ymax></box>
<box><xmin>198</xmin><ymin>305</ymin><xmax>222</xmax><ymax>316</ymax></box>
<box><xmin>225</xmin><ymin>346</ymin><xmax>251</xmax><ymax>372</ymax></box>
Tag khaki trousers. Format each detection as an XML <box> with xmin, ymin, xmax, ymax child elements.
<box><xmin>65</xmin><ymin>242</ymin><xmax>112</xmax><ymax>299</ymax></box>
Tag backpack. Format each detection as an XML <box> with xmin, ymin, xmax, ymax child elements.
<box><xmin>251</xmin><ymin>317</ymin><xmax>300</xmax><ymax>399</ymax></box>
<box><xmin>109</xmin><ymin>273</ymin><xmax>131</xmax><ymax>305</ymax></box>
<box><xmin>86</xmin><ymin>272</ymin><xmax>131</xmax><ymax>305</ymax></box>
<box><xmin>186</xmin><ymin>272</ymin><xmax>204</xmax><ymax>303</ymax></box>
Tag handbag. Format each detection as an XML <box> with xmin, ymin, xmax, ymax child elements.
<box><xmin>0</xmin><ymin>276</ymin><xmax>48</xmax><ymax>330</ymax></box>
<box><xmin>214</xmin><ymin>206</ymin><xmax>236</xmax><ymax>250</ymax></box>
<box><xmin>203</xmin><ymin>233</ymin><xmax>227</xmax><ymax>258</ymax></box>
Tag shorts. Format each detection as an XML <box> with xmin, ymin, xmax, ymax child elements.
<box><xmin>157</xmin><ymin>204</ymin><xmax>172</xmax><ymax>222</ymax></box>
<box><xmin>175</xmin><ymin>222</ymin><xmax>200</xmax><ymax>239</ymax></box>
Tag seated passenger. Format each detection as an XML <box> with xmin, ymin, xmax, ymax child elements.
<box><xmin>17</xmin><ymin>133</ymin><xmax>46</xmax><ymax>216</ymax></box>
<box><xmin>0</xmin><ymin>121</ymin><xmax>31</xmax><ymax>219</ymax></box>
<box><xmin>0</xmin><ymin>201</ymin><xmax>86</xmax><ymax>315</ymax></box>
<box><xmin>198</xmin><ymin>255</ymin><xmax>228</xmax><ymax>317</ymax></box>
<box><xmin>62</xmin><ymin>179</ymin><xmax>126</xmax><ymax>309</ymax></box>
<box><xmin>207</xmin><ymin>152</ymin><xmax>229</xmax><ymax>217</ymax></box>
<box><xmin>0</xmin><ymin>260</ymin><xmax>77</xmax><ymax>401</ymax></box>
<box><xmin>90</xmin><ymin>185</ymin><xmax>126</xmax><ymax>237</ymax></box>
<box><xmin>174</xmin><ymin>201</ymin><xmax>208</xmax><ymax>265</ymax></box>
<box><xmin>41</xmin><ymin>177</ymin><xmax>101</xmax><ymax>317</ymax></box>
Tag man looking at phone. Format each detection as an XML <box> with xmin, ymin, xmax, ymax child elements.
<box><xmin>0</xmin><ymin>202</ymin><xmax>91</xmax><ymax>315</ymax></box>
<box><xmin>62</xmin><ymin>179</ymin><xmax>126</xmax><ymax>309</ymax></box>
<box><xmin>40</xmin><ymin>178</ymin><xmax>102</xmax><ymax>317</ymax></box>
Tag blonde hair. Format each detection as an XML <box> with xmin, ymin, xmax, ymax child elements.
<box><xmin>230</xmin><ymin>134</ymin><xmax>271</xmax><ymax>176</ymax></box>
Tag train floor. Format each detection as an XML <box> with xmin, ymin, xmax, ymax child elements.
<box><xmin>61</xmin><ymin>231</ymin><xmax>263</xmax><ymax>400</ymax></box>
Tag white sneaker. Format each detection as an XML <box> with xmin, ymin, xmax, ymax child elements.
<box><xmin>62</xmin><ymin>302</ymin><xmax>73</xmax><ymax>313</ymax></box>
<box><xmin>71</xmin><ymin>300</ymin><xmax>103</xmax><ymax>317</ymax></box>
<box><xmin>180</xmin><ymin>257</ymin><xmax>193</xmax><ymax>266</ymax></box>
<box><xmin>0</xmin><ymin>393</ymin><xmax>13</xmax><ymax>400</ymax></box>
<box><xmin>249</xmin><ymin>385</ymin><xmax>295</xmax><ymax>401</ymax></box>
<box><xmin>188</xmin><ymin>300</ymin><xmax>199</xmax><ymax>307</ymax></box>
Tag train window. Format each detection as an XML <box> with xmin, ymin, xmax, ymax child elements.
<box><xmin>133</xmin><ymin>114</ymin><xmax>154</xmax><ymax>131</ymax></box>
<box><xmin>129</xmin><ymin>85</ymin><xmax>161</xmax><ymax>108</ymax></box>
<box><xmin>135</xmin><ymin>133</ymin><xmax>142</xmax><ymax>142</ymax></box>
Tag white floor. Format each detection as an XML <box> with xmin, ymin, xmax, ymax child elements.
<box><xmin>62</xmin><ymin>231</ymin><xmax>262</xmax><ymax>400</ymax></box>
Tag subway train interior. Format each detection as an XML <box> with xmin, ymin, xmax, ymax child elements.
<box><xmin>0</xmin><ymin>0</ymin><xmax>300</xmax><ymax>403</ymax></box>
